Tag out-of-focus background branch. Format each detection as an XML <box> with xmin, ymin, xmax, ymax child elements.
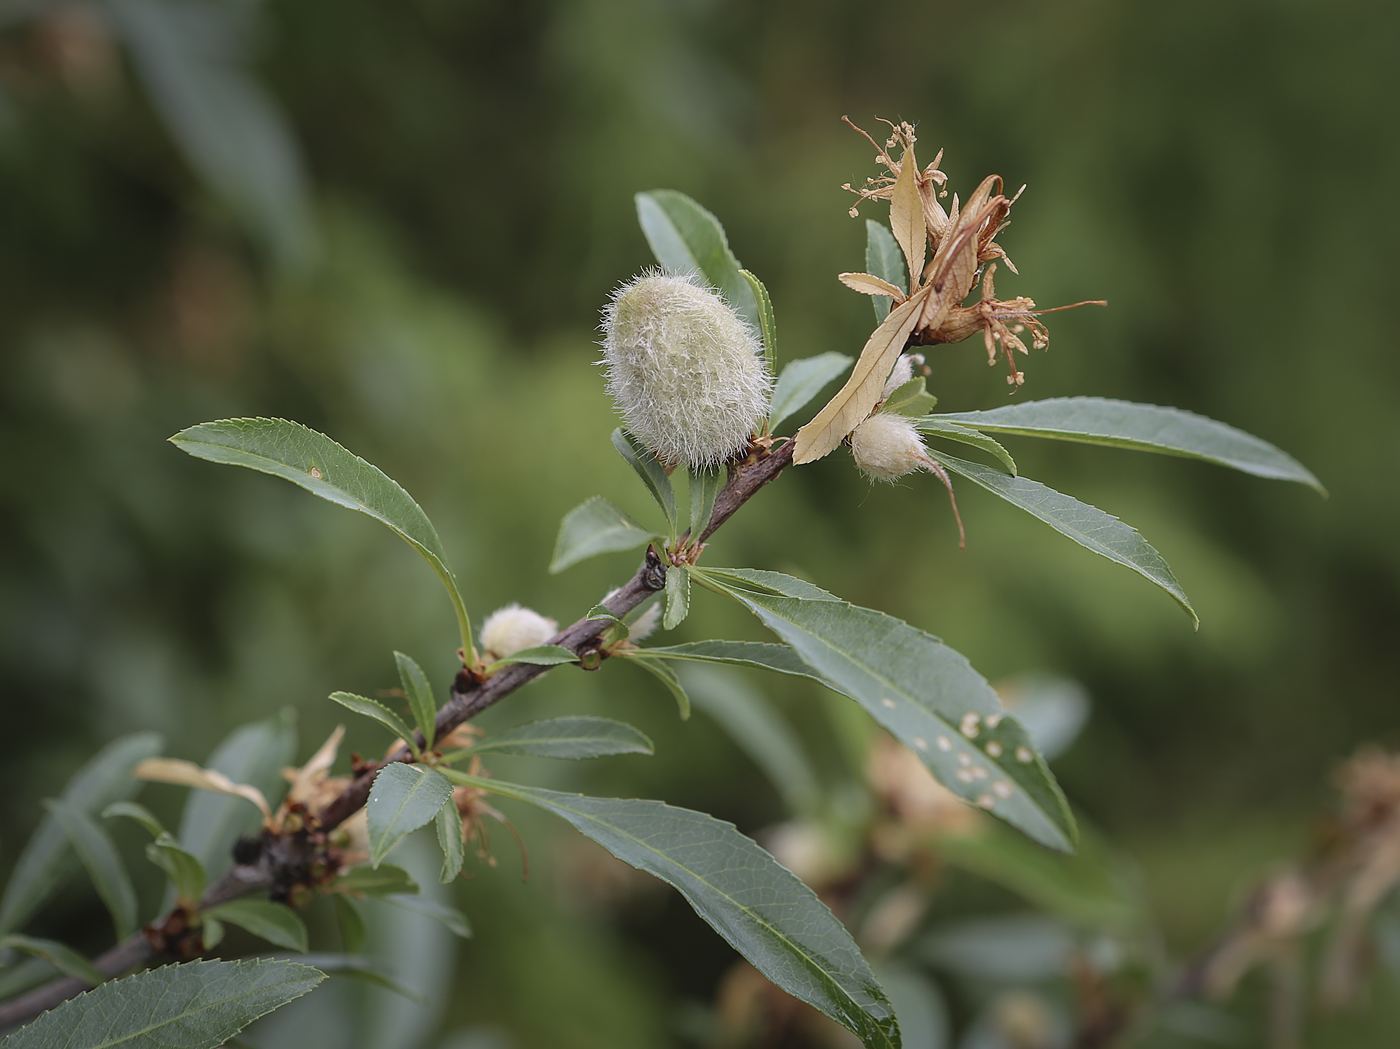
<box><xmin>1</xmin><ymin>0</ymin><xmax>1397</xmax><ymax>1046</ymax></box>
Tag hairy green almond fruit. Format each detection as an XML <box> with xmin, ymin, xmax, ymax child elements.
<box><xmin>601</xmin><ymin>273</ymin><xmax>770</xmax><ymax>470</ymax></box>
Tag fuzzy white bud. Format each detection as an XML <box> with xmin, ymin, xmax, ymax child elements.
<box><xmin>480</xmin><ymin>603</ymin><xmax>557</xmax><ymax>660</ymax></box>
<box><xmin>600</xmin><ymin>272</ymin><xmax>770</xmax><ymax>470</ymax></box>
<box><xmin>849</xmin><ymin>412</ymin><xmax>933</xmax><ymax>481</ymax></box>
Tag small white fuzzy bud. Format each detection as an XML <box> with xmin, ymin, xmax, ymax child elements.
<box><xmin>628</xmin><ymin>602</ymin><xmax>662</xmax><ymax>643</ymax></box>
<box><xmin>849</xmin><ymin>412</ymin><xmax>933</xmax><ymax>481</ymax></box>
<box><xmin>480</xmin><ymin>603</ymin><xmax>557</xmax><ymax>660</ymax></box>
<box><xmin>880</xmin><ymin>353</ymin><xmax>925</xmax><ymax>401</ymax></box>
<box><xmin>600</xmin><ymin>272</ymin><xmax>771</xmax><ymax>470</ymax></box>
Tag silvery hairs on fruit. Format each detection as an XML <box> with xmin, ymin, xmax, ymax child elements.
<box><xmin>600</xmin><ymin>272</ymin><xmax>771</xmax><ymax>470</ymax></box>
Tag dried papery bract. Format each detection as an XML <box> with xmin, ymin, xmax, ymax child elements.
<box><xmin>601</xmin><ymin>272</ymin><xmax>771</xmax><ymax>471</ymax></box>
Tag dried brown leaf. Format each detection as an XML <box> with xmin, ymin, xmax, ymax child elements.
<box><xmin>889</xmin><ymin>142</ymin><xmax>926</xmax><ymax>292</ymax></box>
<box><xmin>838</xmin><ymin>272</ymin><xmax>906</xmax><ymax>300</ymax></box>
<box><xmin>133</xmin><ymin>757</ymin><xmax>271</xmax><ymax>820</ymax></box>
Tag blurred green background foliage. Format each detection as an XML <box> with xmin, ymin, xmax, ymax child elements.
<box><xmin>1</xmin><ymin>0</ymin><xmax>1397</xmax><ymax>1045</ymax></box>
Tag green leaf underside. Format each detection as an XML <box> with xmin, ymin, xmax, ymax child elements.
<box><xmin>882</xmin><ymin>376</ymin><xmax>937</xmax><ymax>419</ymax></box>
<box><xmin>284</xmin><ymin>954</ymin><xmax>422</xmax><ymax>1002</ymax></box>
<box><xmin>0</xmin><ymin>732</ymin><xmax>162</xmax><ymax>936</ymax></box>
<box><xmin>102</xmin><ymin>802</ymin><xmax>166</xmax><ymax>838</ymax></box>
<box><xmin>740</xmin><ymin>269</ymin><xmax>778</xmax><ymax>376</ymax></box>
<box><xmin>865</xmin><ymin>220</ymin><xmax>906</xmax><ymax>322</ymax></box>
<box><xmin>45</xmin><ymin>801</ymin><xmax>138</xmax><ymax>940</ymax></box>
<box><xmin>914</xmin><ymin>419</ymin><xmax>1017</xmax><ymax>475</ymax></box>
<box><xmin>550</xmin><ymin>496</ymin><xmax>657</xmax><ymax>574</ymax></box>
<box><xmin>635</xmin><ymin>190</ymin><xmax>760</xmax><ymax>329</ymax></box>
<box><xmin>435</xmin><ymin>802</ymin><xmax>465</xmax><ymax>883</ymax></box>
<box><xmin>664</xmin><ymin>564</ymin><xmax>691</xmax><ymax>630</ymax></box>
<box><xmin>366</xmin><ymin>764</ymin><xmax>455</xmax><ymax>868</ymax></box>
<box><xmin>202</xmin><ymin>900</ymin><xmax>309</xmax><ymax>952</ymax></box>
<box><xmin>623</xmin><ymin>654</ymin><xmax>692</xmax><ymax>720</ymax></box>
<box><xmin>457</xmin><ymin>776</ymin><xmax>899</xmax><ymax>1049</ymax></box>
<box><xmin>329</xmin><ymin>693</ymin><xmax>418</xmax><ymax>756</ymax></box>
<box><xmin>0</xmin><ymin>935</ymin><xmax>104</xmax><ymax>988</ymax></box>
<box><xmin>464</xmin><ymin>716</ymin><xmax>654</xmax><ymax>759</ymax></box>
<box><xmin>611</xmin><ymin>429</ymin><xmax>678</xmax><ymax>534</ymax></box>
<box><xmin>382</xmin><ymin>893</ymin><xmax>472</xmax><ymax>938</ymax></box>
<box><xmin>689</xmin><ymin>467</ymin><xmax>725</xmax><ymax>541</ymax></box>
<box><xmin>487</xmin><ymin>645</ymin><xmax>579</xmax><ymax>671</ymax></box>
<box><xmin>394</xmin><ymin>653</ymin><xmax>437</xmax><ymax>751</ymax></box>
<box><xmin>926</xmin><ymin>450</ymin><xmax>1198</xmax><ymax>627</ymax></box>
<box><xmin>0</xmin><ymin>958</ymin><xmax>324</xmax><ymax>1049</ymax></box>
<box><xmin>691</xmin><ymin>567</ymin><xmax>1075</xmax><ymax>852</ymax></box>
<box><xmin>769</xmin><ymin>353</ymin><xmax>854</xmax><ymax>432</ymax></box>
<box><xmin>332</xmin><ymin>896</ymin><xmax>368</xmax><ymax>954</ymax></box>
<box><xmin>169</xmin><ymin>417</ymin><xmax>473</xmax><ymax>654</ymax></box>
<box><xmin>931</xmin><ymin>397</ymin><xmax>1325</xmax><ymax>494</ymax></box>
<box><xmin>329</xmin><ymin>864</ymin><xmax>418</xmax><ymax>897</ymax></box>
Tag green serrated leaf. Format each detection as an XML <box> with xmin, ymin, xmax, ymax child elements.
<box><xmin>102</xmin><ymin>801</ymin><xmax>166</xmax><ymax>838</ymax></box>
<box><xmin>203</xmin><ymin>899</ymin><xmax>309</xmax><ymax>952</ymax></box>
<box><xmin>0</xmin><ymin>958</ymin><xmax>324</xmax><ymax>1049</ymax></box>
<box><xmin>684</xmin><ymin>666</ymin><xmax>822</xmax><ymax>815</ymax></box>
<box><xmin>169</xmin><ymin>418</ymin><xmax>475</xmax><ymax>656</ymax></box>
<box><xmin>328</xmin><ymin>864</ymin><xmax>419</xmax><ymax>898</ymax></box>
<box><xmin>635</xmin><ymin>190</ymin><xmax>759</xmax><ymax>329</ymax></box>
<box><xmin>0</xmin><ymin>732</ymin><xmax>162</xmax><ymax>936</ymax></box>
<box><xmin>930</xmin><ymin>397</ymin><xmax>1325</xmax><ymax>495</ymax></box>
<box><xmin>435</xmin><ymin>801</ymin><xmax>465</xmax><ymax>883</ymax></box>
<box><xmin>549</xmin><ymin>495</ymin><xmax>658</xmax><ymax>574</ymax></box>
<box><xmin>610</xmin><ymin>429</ymin><xmax>678</xmax><ymax>535</ymax></box>
<box><xmin>865</xmin><ymin>220</ymin><xmax>907</xmax><ymax>323</ymax></box>
<box><xmin>769</xmin><ymin>353</ymin><xmax>853</xmax><ymax>433</ymax></box>
<box><xmin>663</xmin><ymin>563</ymin><xmax>691</xmax><ymax>630</ymax></box>
<box><xmin>382</xmin><ymin>893</ymin><xmax>472</xmax><ymax>939</ymax></box>
<box><xmin>688</xmin><ymin>466</ymin><xmax>725</xmax><ymax>540</ymax></box>
<box><xmin>455</xmin><ymin>775</ymin><xmax>899</xmax><ymax>1049</ymax></box>
<box><xmin>328</xmin><ymin>692</ymin><xmax>419</xmax><ymax>757</ymax></box>
<box><xmin>914</xmin><ymin>417</ymin><xmax>1016</xmax><ymax>474</ymax></box>
<box><xmin>44</xmin><ymin>800</ymin><xmax>138</xmax><ymax>940</ymax></box>
<box><xmin>740</xmin><ymin>269</ymin><xmax>778</xmax><ymax>376</ymax></box>
<box><xmin>484</xmin><ymin>645</ymin><xmax>578</xmax><ymax>674</ymax></box>
<box><xmin>147</xmin><ymin>835</ymin><xmax>206</xmax><ymax>906</ymax></box>
<box><xmin>332</xmin><ymin>895</ymin><xmax>368</xmax><ymax>954</ymax></box>
<box><xmin>623</xmin><ymin>654</ymin><xmax>692</xmax><ymax>720</ymax></box>
<box><xmin>692</xmin><ymin>567</ymin><xmax>1076</xmax><ymax>852</ymax></box>
<box><xmin>366</xmin><ymin>764</ymin><xmax>455</xmax><ymax>868</ymax></box>
<box><xmin>394</xmin><ymin>653</ymin><xmax>437</xmax><ymax>751</ymax></box>
<box><xmin>926</xmin><ymin>450</ymin><xmax>1197</xmax><ymax>627</ymax></box>
<box><xmin>0</xmin><ymin>934</ymin><xmax>104</xmax><ymax>988</ymax></box>
<box><xmin>460</xmin><ymin>716</ymin><xmax>654</xmax><ymax>760</ymax></box>
<box><xmin>178</xmin><ymin>712</ymin><xmax>295</xmax><ymax>879</ymax></box>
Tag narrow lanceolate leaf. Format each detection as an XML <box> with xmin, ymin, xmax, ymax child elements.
<box><xmin>931</xmin><ymin>397</ymin><xmax>1325</xmax><ymax>494</ymax></box>
<box><xmin>455</xmin><ymin>775</ymin><xmax>900</xmax><ymax>1049</ymax></box>
<box><xmin>915</xmin><ymin>417</ymin><xmax>1017</xmax><ymax>475</ymax></box>
<box><xmin>328</xmin><ymin>864</ymin><xmax>419</xmax><ymax>898</ymax></box>
<box><xmin>329</xmin><ymin>692</ymin><xmax>419</xmax><ymax>757</ymax></box>
<box><xmin>102</xmin><ymin>801</ymin><xmax>166</xmax><ymax>838</ymax></box>
<box><xmin>394</xmin><ymin>652</ymin><xmax>438</xmax><ymax>750</ymax></box>
<box><xmin>740</xmin><ymin>269</ymin><xmax>778</xmax><ymax>376</ymax></box>
<box><xmin>366</xmin><ymin>763</ymin><xmax>455</xmax><ymax>868</ymax></box>
<box><xmin>689</xmin><ymin>467</ymin><xmax>725</xmax><ymax>539</ymax></box>
<box><xmin>382</xmin><ymin>894</ymin><xmax>472</xmax><ymax>939</ymax></box>
<box><xmin>865</xmin><ymin>220</ymin><xmax>907</xmax><ymax>322</ymax></box>
<box><xmin>0</xmin><ymin>935</ymin><xmax>104</xmax><ymax>988</ymax></box>
<box><xmin>177</xmin><ymin>713</ymin><xmax>294</xmax><ymax>878</ymax></box>
<box><xmin>462</xmin><ymin>717</ymin><xmax>654</xmax><ymax>760</ymax></box>
<box><xmin>635</xmin><ymin>189</ymin><xmax>760</xmax><ymax>329</ymax></box>
<box><xmin>0</xmin><ymin>732</ymin><xmax>162</xmax><ymax>936</ymax></box>
<box><xmin>147</xmin><ymin>835</ymin><xmax>206</xmax><ymax>906</ymax></box>
<box><xmin>611</xmin><ymin>429</ymin><xmax>677</xmax><ymax>534</ymax></box>
<box><xmin>692</xmin><ymin>567</ymin><xmax>1076</xmax><ymax>852</ymax></box>
<box><xmin>133</xmin><ymin>758</ymin><xmax>271</xmax><ymax>819</ymax></box>
<box><xmin>927</xmin><ymin>450</ymin><xmax>1198</xmax><ymax>627</ymax></box>
<box><xmin>485</xmin><ymin>645</ymin><xmax>579</xmax><ymax>672</ymax></box>
<box><xmin>0</xmin><ymin>958</ymin><xmax>324</xmax><ymax>1049</ymax></box>
<box><xmin>333</xmin><ymin>895</ymin><xmax>368</xmax><ymax>954</ymax></box>
<box><xmin>44</xmin><ymin>800</ymin><xmax>138</xmax><ymax>940</ymax></box>
<box><xmin>169</xmin><ymin>418</ymin><xmax>474</xmax><ymax>655</ymax></box>
<box><xmin>793</xmin><ymin>287</ymin><xmax>931</xmax><ymax>464</ymax></box>
<box><xmin>769</xmin><ymin>353</ymin><xmax>853</xmax><ymax>433</ymax></box>
<box><xmin>888</xmin><ymin>142</ymin><xmax>925</xmax><ymax>292</ymax></box>
<box><xmin>664</xmin><ymin>563</ymin><xmax>691</xmax><ymax>630</ymax></box>
<box><xmin>202</xmin><ymin>899</ymin><xmax>309</xmax><ymax>952</ymax></box>
<box><xmin>550</xmin><ymin>495</ymin><xmax>657</xmax><ymax>574</ymax></box>
<box><xmin>636</xmin><ymin>640</ymin><xmax>820</xmax><ymax>680</ymax></box>
<box><xmin>435</xmin><ymin>801</ymin><xmax>465</xmax><ymax>883</ymax></box>
<box><xmin>623</xmin><ymin>654</ymin><xmax>692</xmax><ymax>720</ymax></box>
